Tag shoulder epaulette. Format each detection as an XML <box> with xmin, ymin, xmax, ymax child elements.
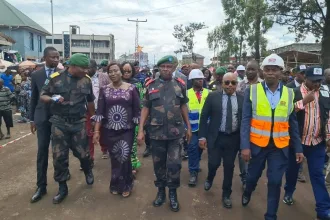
<box><xmin>145</xmin><ymin>78</ymin><xmax>155</xmax><ymax>87</ymax></box>
<box><xmin>50</xmin><ymin>72</ymin><xmax>60</xmax><ymax>78</ymax></box>
<box><xmin>175</xmin><ymin>77</ymin><xmax>186</xmax><ymax>86</ymax></box>
<box><xmin>85</xmin><ymin>74</ymin><xmax>91</xmax><ymax>79</ymax></box>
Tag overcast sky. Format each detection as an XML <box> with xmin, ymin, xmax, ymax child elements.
<box><xmin>8</xmin><ymin>0</ymin><xmax>316</xmax><ymax>65</ymax></box>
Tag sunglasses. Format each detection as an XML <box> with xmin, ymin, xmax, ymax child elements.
<box><xmin>224</xmin><ymin>80</ymin><xmax>237</xmax><ymax>86</ymax></box>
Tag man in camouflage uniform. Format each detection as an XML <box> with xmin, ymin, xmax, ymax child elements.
<box><xmin>208</xmin><ymin>66</ymin><xmax>227</xmax><ymax>91</ymax></box>
<box><xmin>137</xmin><ymin>55</ymin><xmax>192</xmax><ymax>212</ymax></box>
<box><xmin>40</xmin><ymin>53</ymin><xmax>95</xmax><ymax>204</ymax></box>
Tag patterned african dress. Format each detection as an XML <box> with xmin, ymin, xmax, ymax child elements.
<box><xmin>18</xmin><ymin>79</ymin><xmax>32</xmax><ymax>121</ymax></box>
<box><xmin>128</xmin><ymin>78</ymin><xmax>144</xmax><ymax>170</ymax></box>
<box><xmin>93</xmin><ymin>83</ymin><xmax>140</xmax><ymax>193</ymax></box>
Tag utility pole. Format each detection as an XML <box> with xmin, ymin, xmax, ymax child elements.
<box><xmin>50</xmin><ymin>0</ymin><xmax>54</xmax><ymax>46</ymax></box>
<box><xmin>127</xmin><ymin>18</ymin><xmax>147</xmax><ymax>62</ymax></box>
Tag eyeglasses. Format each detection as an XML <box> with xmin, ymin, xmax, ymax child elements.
<box><xmin>224</xmin><ymin>80</ymin><xmax>238</xmax><ymax>86</ymax></box>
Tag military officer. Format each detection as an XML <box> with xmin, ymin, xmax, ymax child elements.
<box><xmin>137</xmin><ymin>55</ymin><xmax>192</xmax><ymax>212</ymax></box>
<box><xmin>209</xmin><ymin>66</ymin><xmax>227</xmax><ymax>91</ymax></box>
<box><xmin>40</xmin><ymin>53</ymin><xmax>95</xmax><ymax>204</ymax></box>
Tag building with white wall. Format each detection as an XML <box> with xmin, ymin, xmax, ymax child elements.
<box><xmin>46</xmin><ymin>25</ymin><xmax>115</xmax><ymax>63</ymax></box>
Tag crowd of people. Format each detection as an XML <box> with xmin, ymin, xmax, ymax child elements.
<box><xmin>20</xmin><ymin>46</ymin><xmax>330</xmax><ymax>220</ymax></box>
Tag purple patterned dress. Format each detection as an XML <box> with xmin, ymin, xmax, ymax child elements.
<box><xmin>94</xmin><ymin>84</ymin><xmax>140</xmax><ymax>193</ymax></box>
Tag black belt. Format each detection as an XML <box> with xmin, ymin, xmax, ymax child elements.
<box><xmin>219</xmin><ymin>130</ymin><xmax>239</xmax><ymax>136</ymax></box>
<box><xmin>53</xmin><ymin>115</ymin><xmax>83</xmax><ymax>123</ymax></box>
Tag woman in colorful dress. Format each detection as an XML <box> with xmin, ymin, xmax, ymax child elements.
<box><xmin>18</xmin><ymin>71</ymin><xmax>32</xmax><ymax>123</ymax></box>
<box><xmin>93</xmin><ymin>62</ymin><xmax>140</xmax><ymax>198</ymax></box>
<box><xmin>121</xmin><ymin>61</ymin><xmax>143</xmax><ymax>176</ymax></box>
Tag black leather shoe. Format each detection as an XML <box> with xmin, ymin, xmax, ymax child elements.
<box><xmin>204</xmin><ymin>179</ymin><xmax>213</xmax><ymax>191</ymax></box>
<box><xmin>222</xmin><ymin>197</ymin><xmax>232</xmax><ymax>209</ymax></box>
<box><xmin>169</xmin><ymin>189</ymin><xmax>180</xmax><ymax>212</ymax></box>
<box><xmin>188</xmin><ymin>172</ymin><xmax>198</xmax><ymax>187</ymax></box>
<box><xmin>153</xmin><ymin>188</ymin><xmax>166</xmax><ymax>207</ymax></box>
<box><xmin>84</xmin><ymin>169</ymin><xmax>94</xmax><ymax>185</ymax></box>
<box><xmin>242</xmin><ymin>191</ymin><xmax>251</xmax><ymax>207</ymax></box>
<box><xmin>143</xmin><ymin>147</ymin><xmax>151</xmax><ymax>158</ymax></box>
<box><xmin>30</xmin><ymin>187</ymin><xmax>47</xmax><ymax>203</ymax></box>
<box><xmin>53</xmin><ymin>182</ymin><xmax>68</xmax><ymax>204</ymax></box>
<box><xmin>317</xmin><ymin>212</ymin><xmax>330</xmax><ymax>220</ymax></box>
<box><xmin>283</xmin><ymin>195</ymin><xmax>294</xmax><ymax>205</ymax></box>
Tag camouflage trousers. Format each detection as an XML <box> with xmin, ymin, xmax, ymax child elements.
<box><xmin>51</xmin><ymin>118</ymin><xmax>91</xmax><ymax>182</ymax></box>
<box><xmin>150</xmin><ymin>138</ymin><xmax>183</xmax><ymax>189</ymax></box>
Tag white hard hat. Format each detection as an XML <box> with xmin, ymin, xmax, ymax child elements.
<box><xmin>261</xmin><ymin>54</ymin><xmax>284</xmax><ymax>69</ymax></box>
<box><xmin>189</xmin><ymin>69</ymin><xmax>205</xmax><ymax>80</ymax></box>
<box><xmin>237</xmin><ymin>65</ymin><xmax>245</xmax><ymax>71</ymax></box>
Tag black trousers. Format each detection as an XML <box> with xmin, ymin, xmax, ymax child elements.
<box><xmin>36</xmin><ymin>121</ymin><xmax>52</xmax><ymax>188</ymax></box>
<box><xmin>207</xmin><ymin>132</ymin><xmax>240</xmax><ymax>197</ymax></box>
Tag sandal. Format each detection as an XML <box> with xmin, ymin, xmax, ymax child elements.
<box><xmin>5</xmin><ymin>134</ymin><xmax>10</xmax><ymax>139</ymax></box>
<box><xmin>122</xmin><ymin>191</ymin><xmax>131</xmax><ymax>198</ymax></box>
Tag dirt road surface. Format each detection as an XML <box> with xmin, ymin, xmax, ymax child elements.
<box><xmin>0</xmin><ymin>121</ymin><xmax>320</xmax><ymax>220</ymax></box>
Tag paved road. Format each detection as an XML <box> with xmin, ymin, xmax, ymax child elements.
<box><xmin>0</xmin><ymin>122</ymin><xmax>320</xmax><ymax>220</ymax></box>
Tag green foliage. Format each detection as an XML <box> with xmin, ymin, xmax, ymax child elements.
<box><xmin>269</xmin><ymin>0</ymin><xmax>325</xmax><ymax>40</ymax></box>
<box><xmin>173</xmin><ymin>22</ymin><xmax>207</xmax><ymax>54</ymax></box>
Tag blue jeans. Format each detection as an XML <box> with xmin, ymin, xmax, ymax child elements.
<box><xmin>285</xmin><ymin>142</ymin><xmax>330</xmax><ymax>217</ymax></box>
<box><xmin>187</xmin><ymin>132</ymin><xmax>203</xmax><ymax>173</ymax></box>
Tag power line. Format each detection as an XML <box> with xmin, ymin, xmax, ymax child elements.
<box><xmin>39</xmin><ymin>0</ymin><xmax>203</xmax><ymax>26</ymax></box>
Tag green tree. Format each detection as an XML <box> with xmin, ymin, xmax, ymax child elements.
<box><xmin>172</xmin><ymin>22</ymin><xmax>207</xmax><ymax>54</ymax></box>
<box><xmin>269</xmin><ymin>0</ymin><xmax>329</xmax><ymax>68</ymax></box>
<box><xmin>207</xmin><ymin>23</ymin><xmax>240</xmax><ymax>64</ymax></box>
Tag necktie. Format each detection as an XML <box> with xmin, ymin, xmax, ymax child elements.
<box><xmin>225</xmin><ymin>95</ymin><xmax>232</xmax><ymax>133</ymax></box>
<box><xmin>47</xmin><ymin>69</ymin><xmax>53</xmax><ymax>77</ymax></box>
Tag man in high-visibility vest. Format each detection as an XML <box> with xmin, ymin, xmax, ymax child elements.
<box><xmin>240</xmin><ymin>54</ymin><xmax>304</xmax><ymax>220</ymax></box>
<box><xmin>186</xmin><ymin>69</ymin><xmax>209</xmax><ymax>187</ymax></box>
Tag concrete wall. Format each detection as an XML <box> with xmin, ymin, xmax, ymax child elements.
<box><xmin>0</xmin><ymin>27</ymin><xmax>46</xmax><ymax>60</ymax></box>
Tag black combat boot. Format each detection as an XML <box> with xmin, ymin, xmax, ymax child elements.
<box><xmin>188</xmin><ymin>171</ymin><xmax>198</xmax><ymax>187</ymax></box>
<box><xmin>84</xmin><ymin>169</ymin><xmax>94</xmax><ymax>185</ymax></box>
<box><xmin>153</xmin><ymin>187</ymin><xmax>166</xmax><ymax>207</ymax></box>
<box><xmin>53</xmin><ymin>181</ymin><xmax>68</xmax><ymax>204</ymax></box>
<box><xmin>143</xmin><ymin>146</ymin><xmax>151</xmax><ymax>157</ymax></box>
<box><xmin>169</xmin><ymin>189</ymin><xmax>180</xmax><ymax>212</ymax></box>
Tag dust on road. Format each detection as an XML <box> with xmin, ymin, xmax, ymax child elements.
<box><xmin>0</xmin><ymin>123</ymin><xmax>319</xmax><ymax>220</ymax></box>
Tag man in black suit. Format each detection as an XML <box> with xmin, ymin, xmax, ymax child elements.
<box><xmin>30</xmin><ymin>47</ymin><xmax>64</xmax><ymax>203</ymax></box>
<box><xmin>199</xmin><ymin>72</ymin><xmax>244</xmax><ymax>209</ymax></box>
<box><xmin>286</xmin><ymin>65</ymin><xmax>306</xmax><ymax>89</ymax></box>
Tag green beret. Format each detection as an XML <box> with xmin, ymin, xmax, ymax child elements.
<box><xmin>216</xmin><ymin>67</ymin><xmax>227</xmax><ymax>75</ymax></box>
<box><xmin>157</xmin><ymin>55</ymin><xmax>178</xmax><ymax>66</ymax></box>
<box><xmin>100</xmin><ymin>59</ymin><xmax>108</xmax><ymax>66</ymax></box>
<box><xmin>68</xmin><ymin>53</ymin><xmax>89</xmax><ymax>68</ymax></box>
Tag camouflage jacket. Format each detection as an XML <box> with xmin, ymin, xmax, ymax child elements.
<box><xmin>41</xmin><ymin>70</ymin><xmax>94</xmax><ymax>118</ymax></box>
<box><xmin>143</xmin><ymin>77</ymin><xmax>188</xmax><ymax>140</ymax></box>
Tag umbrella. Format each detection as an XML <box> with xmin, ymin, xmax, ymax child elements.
<box><xmin>0</xmin><ymin>59</ymin><xmax>14</xmax><ymax>67</ymax></box>
<box><xmin>19</xmin><ymin>60</ymin><xmax>36</xmax><ymax>68</ymax></box>
<box><xmin>0</xmin><ymin>59</ymin><xmax>14</xmax><ymax>72</ymax></box>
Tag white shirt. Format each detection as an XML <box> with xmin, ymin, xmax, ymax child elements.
<box><xmin>91</xmin><ymin>72</ymin><xmax>99</xmax><ymax>109</ymax></box>
<box><xmin>294</xmin><ymin>78</ymin><xmax>301</xmax><ymax>87</ymax></box>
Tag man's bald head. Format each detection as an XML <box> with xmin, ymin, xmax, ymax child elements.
<box><xmin>222</xmin><ymin>72</ymin><xmax>238</xmax><ymax>95</ymax></box>
<box><xmin>223</xmin><ymin>72</ymin><xmax>237</xmax><ymax>81</ymax></box>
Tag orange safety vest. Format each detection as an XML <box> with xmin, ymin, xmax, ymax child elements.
<box><xmin>250</xmin><ymin>83</ymin><xmax>294</xmax><ymax>148</ymax></box>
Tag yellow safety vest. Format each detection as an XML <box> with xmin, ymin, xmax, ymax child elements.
<box><xmin>187</xmin><ymin>88</ymin><xmax>209</xmax><ymax>132</ymax></box>
<box><xmin>250</xmin><ymin>83</ymin><xmax>294</xmax><ymax>148</ymax></box>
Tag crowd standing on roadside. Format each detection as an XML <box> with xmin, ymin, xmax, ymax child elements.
<box><xmin>7</xmin><ymin>46</ymin><xmax>328</xmax><ymax>220</ymax></box>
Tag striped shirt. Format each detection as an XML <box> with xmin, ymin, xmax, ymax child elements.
<box><xmin>220</xmin><ymin>91</ymin><xmax>238</xmax><ymax>132</ymax></box>
<box><xmin>0</xmin><ymin>86</ymin><xmax>14</xmax><ymax>111</ymax></box>
<box><xmin>295</xmin><ymin>84</ymin><xmax>330</xmax><ymax>146</ymax></box>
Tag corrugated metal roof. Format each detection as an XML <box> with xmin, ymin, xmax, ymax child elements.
<box><xmin>0</xmin><ymin>0</ymin><xmax>50</xmax><ymax>35</ymax></box>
